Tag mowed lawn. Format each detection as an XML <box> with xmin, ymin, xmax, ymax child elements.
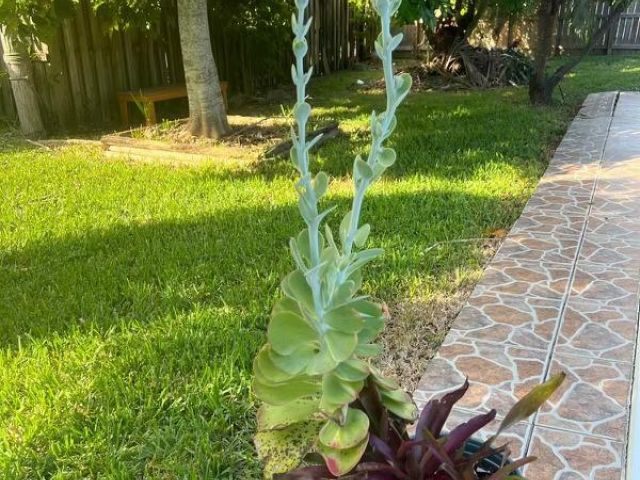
<box><xmin>1</xmin><ymin>55</ymin><xmax>639</xmax><ymax>478</ymax></box>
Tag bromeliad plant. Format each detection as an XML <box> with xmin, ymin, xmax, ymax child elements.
<box><xmin>253</xmin><ymin>0</ymin><xmax>415</xmax><ymax>477</ymax></box>
<box><xmin>283</xmin><ymin>373</ymin><xmax>566</xmax><ymax>479</ymax></box>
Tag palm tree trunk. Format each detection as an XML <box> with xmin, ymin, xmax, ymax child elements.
<box><xmin>177</xmin><ymin>0</ymin><xmax>230</xmax><ymax>139</ymax></box>
<box><xmin>0</xmin><ymin>27</ymin><xmax>45</xmax><ymax>137</ymax></box>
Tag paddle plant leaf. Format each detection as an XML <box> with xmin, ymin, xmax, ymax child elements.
<box><xmin>268</xmin><ymin>310</ymin><xmax>317</xmax><ymax>356</ymax></box>
<box><xmin>254</xmin><ymin>346</ymin><xmax>298</xmax><ymax>384</ymax></box>
<box><xmin>255</xmin><ymin>421</ymin><xmax>321</xmax><ymax>479</ymax></box>
<box><xmin>354</xmin><ymin>224</ymin><xmax>371</xmax><ymax>247</ymax></box>
<box><xmin>319</xmin><ymin>408</ymin><xmax>370</xmax><ymax>449</ymax></box>
<box><xmin>318</xmin><ymin>434</ymin><xmax>369</xmax><ymax>477</ymax></box>
<box><xmin>281</xmin><ymin>270</ymin><xmax>315</xmax><ymax>312</ymax></box>
<box><xmin>379</xmin><ymin>389</ymin><xmax>417</xmax><ymax>421</ymax></box>
<box><xmin>334</xmin><ymin>358</ymin><xmax>370</xmax><ymax>382</ymax></box>
<box><xmin>253</xmin><ymin>375</ymin><xmax>322</xmax><ymax>406</ymax></box>
<box><xmin>325</xmin><ymin>304</ymin><xmax>365</xmax><ymax>333</ymax></box>
<box><xmin>320</xmin><ymin>372</ymin><xmax>363</xmax><ymax>412</ymax></box>
<box><xmin>258</xmin><ymin>399</ymin><xmax>321</xmax><ymax>431</ymax></box>
<box><xmin>378</xmin><ymin>148</ymin><xmax>396</xmax><ymax>168</ymax></box>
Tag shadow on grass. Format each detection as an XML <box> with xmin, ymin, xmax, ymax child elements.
<box><xmin>0</xmin><ymin>188</ymin><xmax>519</xmax><ymax>348</ymax></box>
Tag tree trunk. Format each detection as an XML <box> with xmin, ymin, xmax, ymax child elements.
<box><xmin>529</xmin><ymin>0</ymin><xmax>562</xmax><ymax>105</ymax></box>
<box><xmin>0</xmin><ymin>27</ymin><xmax>45</xmax><ymax>137</ymax></box>
<box><xmin>177</xmin><ymin>0</ymin><xmax>230</xmax><ymax>139</ymax></box>
<box><xmin>529</xmin><ymin>0</ymin><xmax>630</xmax><ymax>106</ymax></box>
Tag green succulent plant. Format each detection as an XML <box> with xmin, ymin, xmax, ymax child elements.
<box><xmin>253</xmin><ymin>0</ymin><xmax>414</xmax><ymax>477</ymax></box>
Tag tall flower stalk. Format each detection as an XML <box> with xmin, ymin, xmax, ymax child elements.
<box><xmin>253</xmin><ymin>0</ymin><xmax>414</xmax><ymax>476</ymax></box>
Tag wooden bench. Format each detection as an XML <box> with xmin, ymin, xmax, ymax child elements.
<box><xmin>116</xmin><ymin>82</ymin><xmax>229</xmax><ymax>127</ymax></box>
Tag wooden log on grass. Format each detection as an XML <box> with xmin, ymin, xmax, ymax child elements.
<box><xmin>264</xmin><ymin>122</ymin><xmax>340</xmax><ymax>158</ymax></box>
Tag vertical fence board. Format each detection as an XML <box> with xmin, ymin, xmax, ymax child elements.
<box><xmin>88</xmin><ymin>6</ymin><xmax>115</xmax><ymax>122</ymax></box>
<box><xmin>62</xmin><ymin>19</ymin><xmax>88</xmax><ymax>122</ymax></box>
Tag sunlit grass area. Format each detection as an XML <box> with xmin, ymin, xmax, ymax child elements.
<box><xmin>0</xmin><ymin>55</ymin><xmax>638</xmax><ymax>478</ymax></box>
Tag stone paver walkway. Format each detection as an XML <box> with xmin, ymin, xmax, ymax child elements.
<box><xmin>414</xmin><ymin>92</ymin><xmax>640</xmax><ymax>479</ymax></box>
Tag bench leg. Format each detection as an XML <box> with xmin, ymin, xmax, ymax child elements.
<box><xmin>119</xmin><ymin>100</ymin><xmax>129</xmax><ymax>127</ymax></box>
<box><xmin>145</xmin><ymin>102</ymin><xmax>157</xmax><ymax>126</ymax></box>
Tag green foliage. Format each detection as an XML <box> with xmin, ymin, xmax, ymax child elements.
<box><xmin>397</xmin><ymin>0</ymin><xmax>535</xmax><ymax>34</ymax></box>
<box><xmin>0</xmin><ymin>0</ymin><xmax>77</xmax><ymax>38</ymax></box>
<box><xmin>253</xmin><ymin>0</ymin><xmax>417</xmax><ymax>476</ymax></box>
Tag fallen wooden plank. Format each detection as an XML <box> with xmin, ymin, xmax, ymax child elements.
<box><xmin>264</xmin><ymin>122</ymin><xmax>340</xmax><ymax>158</ymax></box>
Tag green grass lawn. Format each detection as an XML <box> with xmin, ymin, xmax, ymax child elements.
<box><xmin>1</xmin><ymin>55</ymin><xmax>639</xmax><ymax>478</ymax></box>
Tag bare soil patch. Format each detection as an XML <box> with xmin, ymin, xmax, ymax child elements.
<box><xmin>378</xmin><ymin>237</ymin><xmax>503</xmax><ymax>392</ymax></box>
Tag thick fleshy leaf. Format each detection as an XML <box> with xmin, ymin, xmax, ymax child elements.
<box><xmin>296</xmin><ymin>229</ymin><xmax>312</xmax><ymax>263</ymax></box>
<box><xmin>325</xmin><ymin>305</ymin><xmax>365</xmax><ymax>334</ymax></box>
<box><xmin>394</xmin><ymin>73</ymin><xmax>412</xmax><ymax>102</ymax></box>
<box><xmin>494</xmin><ymin>372</ymin><xmax>565</xmax><ymax>441</ymax></box>
<box><xmin>347</xmin><ymin>248</ymin><xmax>384</xmax><ymax>273</ymax></box>
<box><xmin>294</xmin><ymin>101</ymin><xmax>311</xmax><ymax>124</ymax></box>
<box><xmin>354</xmin><ymin>155</ymin><xmax>373</xmax><ymax>181</ymax></box>
<box><xmin>273</xmin><ymin>297</ymin><xmax>304</xmax><ymax>317</ymax></box>
<box><xmin>379</xmin><ymin>390</ymin><xmax>417</xmax><ymax>421</ymax></box>
<box><xmin>255</xmin><ymin>421</ymin><xmax>320</xmax><ymax>478</ymax></box>
<box><xmin>270</xmin><ymin>345</ymin><xmax>315</xmax><ymax>376</ymax></box>
<box><xmin>296</xmin><ymin>228</ymin><xmax>324</xmax><ymax>261</ymax></box>
<box><xmin>254</xmin><ymin>346</ymin><xmax>298</xmax><ymax>384</ymax></box>
<box><xmin>350</xmin><ymin>299</ymin><xmax>382</xmax><ymax>318</ymax></box>
<box><xmin>334</xmin><ymin>358</ymin><xmax>370</xmax><ymax>382</ymax></box>
<box><xmin>313</xmin><ymin>171</ymin><xmax>329</xmax><ymax>198</ymax></box>
<box><xmin>358</xmin><ymin>317</ymin><xmax>385</xmax><ymax>344</ymax></box>
<box><xmin>354</xmin><ymin>224</ymin><xmax>371</xmax><ymax>247</ymax></box>
<box><xmin>319</xmin><ymin>408</ymin><xmax>369</xmax><ymax>449</ymax></box>
<box><xmin>332</xmin><ymin>280</ymin><xmax>357</xmax><ymax>306</ymax></box>
<box><xmin>326</xmin><ymin>330</ymin><xmax>358</xmax><ymax>363</ymax></box>
<box><xmin>269</xmin><ymin>310</ymin><xmax>317</xmax><ymax>355</ymax></box>
<box><xmin>305</xmin><ymin>346</ymin><xmax>339</xmax><ymax>376</ymax></box>
<box><xmin>318</xmin><ymin>434</ymin><xmax>369</xmax><ymax>477</ymax></box>
<box><xmin>282</xmin><ymin>270</ymin><xmax>315</xmax><ymax>312</ymax></box>
<box><xmin>253</xmin><ymin>376</ymin><xmax>322</xmax><ymax>406</ymax></box>
<box><xmin>370</xmin><ymin>369</ymin><xmax>400</xmax><ymax>391</ymax></box>
<box><xmin>339</xmin><ymin>211</ymin><xmax>352</xmax><ymax>247</ymax></box>
<box><xmin>257</xmin><ymin>398</ymin><xmax>321</xmax><ymax>431</ymax></box>
<box><xmin>354</xmin><ymin>343</ymin><xmax>383</xmax><ymax>357</ymax></box>
<box><xmin>388</xmin><ymin>33</ymin><xmax>403</xmax><ymax>52</ymax></box>
<box><xmin>320</xmin><ymin>372</ymin><xmax>363</xmax><ymax>412</ymax></box>
<box><xmin>378</xmin><ymin>148</ymin><xmax>396</xmax><ymax>168</ymax></box>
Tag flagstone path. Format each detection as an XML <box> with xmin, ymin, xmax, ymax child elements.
<box><xmin>414</xmin><ymin>92</ymin><xmax>640</xmax><ymax>479</ymax></box>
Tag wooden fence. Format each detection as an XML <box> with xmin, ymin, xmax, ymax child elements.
<box><xmin>0</xmin><ymin>0</ymin><xmax>378</xmax><ymax>131</ymax></box>
<box><xmin>557</xmin><ymin>0</ymin><xmax>640</xmax><ymax>53</ymax></box>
